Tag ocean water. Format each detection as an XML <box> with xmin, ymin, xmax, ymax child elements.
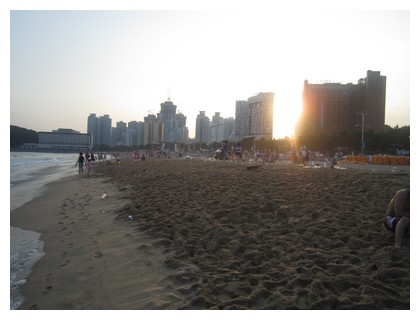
<box><xmin>10</xmin><ymin>227</ymin><xmax>45</xmax><ymax>310</ymax></box>
<box><xmin>10</xmin><ymin>151</ymin><xmax>86</xmax><ymax>309</ymax></box>
<box><xmin>10</xmin><ymin>152</ymin><xmax>80</xmax><ymax>211</ymax></box>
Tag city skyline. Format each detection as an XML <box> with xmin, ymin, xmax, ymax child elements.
<box><xmin>8</xmin><ymin>5</ymin><xmax>411</xmax><ymax>139</ymax></box>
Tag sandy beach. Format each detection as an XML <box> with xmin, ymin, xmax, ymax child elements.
<box><xmin>11</xmin><ymin>156</ymin><xmax>410</xmax><ymax>309</ymax></box>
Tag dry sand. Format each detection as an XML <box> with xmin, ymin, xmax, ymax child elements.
<box><xmin>11</xmin><ymin>157</ymin><xmax>410</xmax><ymax>309</ymax></box>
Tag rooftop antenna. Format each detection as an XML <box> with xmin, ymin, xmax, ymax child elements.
<box><xmin>167</xmin><ymin>87</ymin><xmax>171</xmax><ymax>101</ymax></box>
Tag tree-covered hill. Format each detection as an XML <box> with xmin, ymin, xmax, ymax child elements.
<box><xmin>10</xmin><ymin>125</ymin><xmax>39</xmax><ymax>148</ymax></box>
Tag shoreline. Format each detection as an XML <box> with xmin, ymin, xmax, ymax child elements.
<box><xmin>10</xmin><ymin>170</ymin><xmax>182</xmax><ymax>309</ymax></box>
<box><xmin>10</xmin><ymin>226</ymin><xmax>45</xmax><ymax>310</ymax></box>
<box><xmin>10</xmin><ymin>158</ymin><xmax>410</xmax><ymax>309</ymax></box>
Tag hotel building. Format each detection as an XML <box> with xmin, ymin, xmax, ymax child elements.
<box><xmin>297</xmin><ymin>70</ymin><xmax>386</xmax><ymax>137</ymax></box>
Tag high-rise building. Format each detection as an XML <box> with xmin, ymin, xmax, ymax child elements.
<box><xmin>99</xmin><ymin>114</ymin><xmax>112</xmax><ymax>146</ymax></box>
<box><xmin>137</xmin><ymin>122</ymin><xmax>145</xmax><ymax>146</ymax></box>
<box><xmin>248</xmin><ymin>92</ymin><xmax>275</xmax><ymax>140</ymax></box>
<box><xmin>298</xmin><ymin>82</ymin><xmax>356</xmax><ymax>135</ymax></box>
<box><xmin>297</xmin><ymin>70</ymin><xmax>386</xmax><ymax>137</ymax></box>
<box><xmin>209</xmin><ymin>112</ymin><xmax>235</xmax><ymax>144</ymax></box>
<box><xmin>111</xmin><ymin>121</ymin><xmax>127</xmax><ymax>147</ymax></box>
<box><xmin>195</xmin><ymin>111</ymin><xmax>210</xmax><ymax>143</ymax></box>
<box><xmin>127</xmin><ymin>121</ymin><xmax>140</xmax><ymax>147</ymax></box>
<box><xmin>157</xmin><ymin>99</ymin><xmax>189</xmax><ymax>145</ymax></box>
<box><xmin>223</xmin><ymin>117</ymin><xmax>235</xmax><ymax>141</ymax></box>
<box><xmin>234</xmin><ymin>100</ymin><xmax>249</xmax><ymax>141</ymax></box>
<box><xmin>176</xmin><ymin>113</ymin><xmax>187</xmax><ymax>128</ymax></box>
<box><xmin>144</xmin><ymin>114</ymin><xmax>163</xmax><ymax>146</ymax></box>
<box><xmin>157</xmin><ymin>100</ymin><xmax>177</xmax><ymax>143</ymax></box>
<box><xmin>233</xmin><ymin>93</ymin><xmax>275</xmax><ymax>141</ymax></box>
<box><xmin>87</xmin><ymin>114</ymin><xmax>112</xmax><ymax>146</ymax></box>
<box><xmin>356</xmin><ymin>70</ymin><xmax>387</xmax><ymax>134</ymax></box>
<box><xmin>174</xmin><ymin>113</ymin><xmax>189</xmax><ymax>144</ymax></box>
<box><xmin>87</xmin><ymin>113</ymin><xmax>101</xmax><ymax>146</ymax></box>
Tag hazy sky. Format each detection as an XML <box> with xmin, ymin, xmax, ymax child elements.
<box><xmin>8</xmin><ymin>3</ymin><xmax>412</xmax><ymax>138</ymax></box>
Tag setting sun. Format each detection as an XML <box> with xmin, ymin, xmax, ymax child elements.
<box><xmin>10</xmin><ymin>10</ymin><xmax>409</xmax><ymax>140</ymax></box>
<box><xmin>273</xmin><ymin>88</ymin><xmax>302</xmax><ymax>139</ymax></box>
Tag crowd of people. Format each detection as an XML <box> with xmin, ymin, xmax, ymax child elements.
<box><xmin>74</xmin><ymin>147</ymin><xmax>410</xmax><ymax>248</ymax></box>
<box><xmin>75</xmin><ymin>152</ymin><xmax>108</xmax><ymax>175</ymax></box>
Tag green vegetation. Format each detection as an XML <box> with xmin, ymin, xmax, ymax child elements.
<box><xmin>10</xmin><ymin>125</ymin><xmax>39</xmax><ymax>149</ymax></box>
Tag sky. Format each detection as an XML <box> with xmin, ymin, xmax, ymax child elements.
<box><xmin>6</xmin><ymin>1</ymin><xmax>413</xmax><ymax>139</ymax></box>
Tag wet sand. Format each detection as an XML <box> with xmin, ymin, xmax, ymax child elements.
<box><xmin>11</xmin><ymin>172</ymin><xmax>181</xmax><ymax>309</ymax></box>
<box><xmin>11</xmin><ymin>157</ymin><xmax>410</xmax><ymax>309</ymax></box>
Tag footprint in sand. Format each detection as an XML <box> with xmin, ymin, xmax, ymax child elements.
<box><xmin>91</xmin><ymin>251</ymin><xmax>103</xmax><ymax>259</ymax></box>
<box><xmin>43</xmin><ymin>285</ymin><xmax>52</xmax><ymax>295</ymax></box>
<box><xmin>59</xmin><ymin>260</ymin><xmax>71</xmax><ymax>267</ymax></box>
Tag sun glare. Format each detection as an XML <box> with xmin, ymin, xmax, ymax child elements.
<box><xmin>273</xmin><ymin>90</ymin><xmax>302</xmax><ymax>139</ymax></box>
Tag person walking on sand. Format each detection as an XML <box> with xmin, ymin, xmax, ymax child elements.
<box><xmin>76</xmin><ymin>152</ymin><xmax>86</xmax><ymax>175</ymax></box>
<box><xmin>87</xmin><ymin>154</ymin><xmax>93</xmax><ymax>175</ymax></box>
<box><xmin>90</xmin><ymin>152</ymin><xmax>96</xmax><ymax>169</ymax></box>
<box><xmin>384</xmin><ymin>188</ymin><xmax>410</xmax><ymax>247</ymax></box>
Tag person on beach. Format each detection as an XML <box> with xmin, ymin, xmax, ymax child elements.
<box><xmin>384</xmin><ymin>188</ymin><xmax>410</xmax><ymax>247</ymax></box>
<box><xmin>235</xmin><ymin>143</ymin><xmax>243</xmax><ymax>162</ymax></box>
<box><xmin>331</xmin><ymin>157</ymin><xmax>337</xmax><ymax>168</ymax></box>
<box><xmin>76</xmin><ymin>152</ymin><xmax>86</xmax><ymax>175</ymax></box>
<box><xmin>87</xmin><ymin>154</ymin><xmax>93</xmax><ymax>175</ymax></box>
